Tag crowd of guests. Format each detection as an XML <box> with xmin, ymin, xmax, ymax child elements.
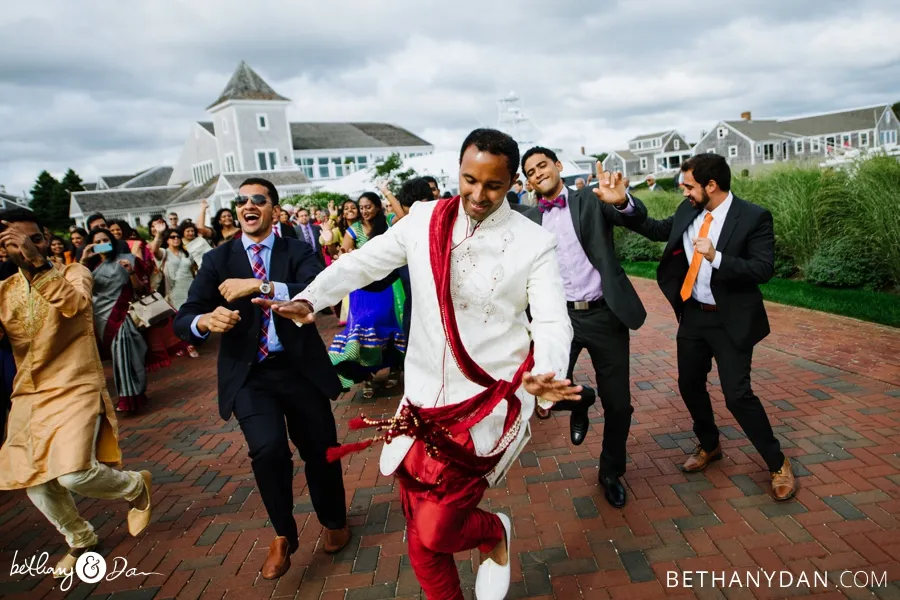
<box><xmin>0</xmin><ymin>178</ymin><xmax>442</xmax><ymax>426</ymax></box>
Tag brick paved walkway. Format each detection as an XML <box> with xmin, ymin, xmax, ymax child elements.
<box><xmin>1</xmin><ymin>279</ymin><xmax>899</xmax><ymax>599</ymax></box>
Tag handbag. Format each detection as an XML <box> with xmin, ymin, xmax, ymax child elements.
<box><xmin>128</xmin><ymin>291</ymin><xmax>176</xmax><ymax>329</ymax></box>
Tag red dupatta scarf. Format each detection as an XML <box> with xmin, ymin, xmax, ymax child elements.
<box><xmin>326</xmin><ymin>196</ymin><xmax>534</xmax><ymax>474</ymax></box>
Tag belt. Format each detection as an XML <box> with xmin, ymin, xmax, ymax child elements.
<box><xmin>567</xmin><ymin>299</ymin><xmax>605</xmax><ymax>311</ymax></box>
<box><xmin>690</xmin><ymin>300</ymin><xmax>719</xmax><ymax>312</ymax></box>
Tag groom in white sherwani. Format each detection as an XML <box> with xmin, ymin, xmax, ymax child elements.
<box><xmin>254</xmin><ymin>128</ymin><xmax>631</xmax><ymax>600</ymax></box>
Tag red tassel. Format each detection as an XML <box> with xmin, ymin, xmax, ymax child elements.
<box><xmin>326</xmin><ymin>440</ymin><xmax>374</xmax><ymax>463</ymax></box>
<box><xmin>347</xmin><ymin>415</ymin><xmax>373</xmax><ymax>430</ymax></box>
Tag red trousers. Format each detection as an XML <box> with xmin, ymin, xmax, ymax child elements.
<box><xmin>398</xmin><ymin>434</ymin><xmax>504</xmax><ymax>600</ymax></box>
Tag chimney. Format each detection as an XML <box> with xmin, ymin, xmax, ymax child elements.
<box><xmin>740</xmin><ymin>111</ymin><xmax>752</xmax><ymax>121</ymax></box>
<box><xmin>579</xmin><ymin>146</ymin><xmax>585</xmax><ymax>155</ymax></box>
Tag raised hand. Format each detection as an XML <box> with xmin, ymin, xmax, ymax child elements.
<box><xmin>252</xmin><ymin>298</ymin><xmax>316</xmax><ymax>324</ymax></box>
<box><xmin>328</xmin><ymin>200</ymin><xmax>338</xmax><ymax>217</ymax></box>
<box><xmin>0</xmin><ymin>220</ymin><xmax>46</xmax><ymax>267</ymax></box>
<box><xmin>153</xmin><ymin>221</ymin><xmax>167</xmax><ymax>235</ymax></box>
<box><xmin>592</xmin><ymin>162</ymin><xmax>629</xmax><ymax>206</ymax></box>
<box><xmin>522</xmin><ymin>372</ymin><xmax>583</xmax><ymax>403</ymax></box>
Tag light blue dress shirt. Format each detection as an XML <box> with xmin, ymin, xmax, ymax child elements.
<box><xmin>190</xmin><ymin>231</ymin><xmax>290</xmax><ymax>353</ymax></box>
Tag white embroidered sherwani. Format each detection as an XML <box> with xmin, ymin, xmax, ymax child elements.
<box><xmin>296</xmin><ymin>200</ymin><xmax>572</xmax><ymax>478</ymax></box>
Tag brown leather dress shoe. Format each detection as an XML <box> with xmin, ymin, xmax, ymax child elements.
<box><xmin>323</xmin><ymin>526</ymin><xmax>351</xmax><ymax>554</ymax></box>
<box><xmin>682</xmin><ymin>444</ymin><xmax>723</xmax><ymax>473</ymax></box>
<box><xmin>261</xmin><ymin>536</ymin><xmax>292</xmax><ymax>579</ymax></box>
<box><xmin>771</xmin><ymin>457</ymin><xmax>797</xmax><ymax>501</ymax></box>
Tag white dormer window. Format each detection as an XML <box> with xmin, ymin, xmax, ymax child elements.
<box><xmin>674</xmin><ymin>139</ymin><xmax>680</xmax><ymax>150</ymax></box>
<box><xmin>191</xmin><ymin>160</ymin><xmax>214</xmax><ymax>186</ymax></box>
<box><xmin>257</xmin><ymin>113</ymin><xmax>269</xmax><ymax>131</ymax></box>
<box><xmin>717</xmin><ymin>127</ymin><xmax>728</xmax><ymax>139</ymax></box>
<box><xmin>222</xmin><ymin>119</ymin><xmax>228</xmax><ymax>134</ymax></box>
<box><xmin>794</xmin><ymin>140</ymin><xmax>803</xmax><ymax>154</ymax></box>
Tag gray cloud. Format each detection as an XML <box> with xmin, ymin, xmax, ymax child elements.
<box><xmin>1</xmin><ymin>0</ymin><xmax>898</xmax><ymax>195</ymax></box>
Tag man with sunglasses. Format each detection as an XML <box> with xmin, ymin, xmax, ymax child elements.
<box><xmin>0</xmin><ymin>209</ymin><xmax>154</xmax><ymax>577</ymax></box>
<box><xmin>174</xmin><ymin>178</ymin><xmax>349</xmax><ymax>580</ymax></box>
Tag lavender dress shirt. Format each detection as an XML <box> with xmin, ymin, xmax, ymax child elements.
<box><xmin>540</xmin><ymin>186</ymin><xmax>633</xmax><ymax>302</ymax></box>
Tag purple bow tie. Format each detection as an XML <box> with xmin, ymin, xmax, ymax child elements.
<box><xmin>538</xmin><ymin>196</ymin><xmax>566</xmax><ymax>213</ymax></box>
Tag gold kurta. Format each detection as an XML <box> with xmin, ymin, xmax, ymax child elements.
<box><xmin>0</xmin><ymin>263</ymin><xmax>121</xmax><ymax>489</ymax></box>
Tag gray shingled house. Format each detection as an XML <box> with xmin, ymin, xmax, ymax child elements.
<box><xmin>693</xmin><ymin>105</ymin><xmax>900</xmax><ymax>167</ymax></box>
<box><xmin>602</xmin><ymin>129</ymin><xmax>693</xmax><ymax>178</ymax></box>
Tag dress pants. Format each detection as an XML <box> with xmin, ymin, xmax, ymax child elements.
<box><xmin>549</xmin><ymin>302</ymin><xmax>633</xmax><ymax>478</ymax></box>
<box><xmin>26</xmin><ymin>415</ymin><xmax>144</xmax><ymax>549</ymax></box>
<box><xmin>676</xmin><ymin>300</ymin><xmax>784</xmax><ymax>472</ymax></box>
<box><xmin>233</xmin><ymin>355</ymin><xmax>347</xmax><ymax>546</ymax></box>
<box><xmin>398</xmin><ymin>434</ymin><xmax>504</xmax><ymax>600</ymax></box>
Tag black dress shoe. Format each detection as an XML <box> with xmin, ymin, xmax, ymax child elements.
<box><xmin>599</xmin><ymin>474</ymin><xmax>626</xmax><ymax>508</ymax></box>
<box><xmin>570</xmin><ymin>408</ymin><xmax>590</xmax><ymax>446</ymax></box>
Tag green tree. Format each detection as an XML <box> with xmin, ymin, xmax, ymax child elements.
<box><xmin>30</xmin><ymin>171</ymin><xmax>60</xmax><ymax>226</ymax></box>
<box><xmin>372</xmin><ymin>152</ymin><xmax>419</xmax><ymax>194</ymax></box>
<box><xmin>56</xmin><ymin>169</ymin><xmax>84</xmax><ymax>227</ymax></box>
<box><xmin>287</xmin><ymin>191</ymin><xmax>350</xmax><ymax>212</ymax></box>
<box><xmin>893</xmin><ymin>100</ymin><xmax>900</xmax><ymax>118</ymax></box>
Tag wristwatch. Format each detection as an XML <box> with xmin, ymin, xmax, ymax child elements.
<box><xmin>259</xmin><ymin>281</ymin><xmax>273</xmax><ymax>297</ymax></box>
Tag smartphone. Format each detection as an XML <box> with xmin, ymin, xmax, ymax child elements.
<box><xmin>93</xmin><ymin>242</ymin><xmax>113</xmax><ymax>253</ymax></box>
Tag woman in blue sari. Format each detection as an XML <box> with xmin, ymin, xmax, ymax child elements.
<box><xmin>330</xmin><ymin>192</ymin><xmax>406</xmax><ymax>398</ymax></box>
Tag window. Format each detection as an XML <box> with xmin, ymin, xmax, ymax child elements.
<box><xmin>717</xmin><ymin>127</ymin><xmax>728</xmax><ymax>139</ymax></box>
<box><xmin>640</xmin><ymin>157</ymin><xmax>648</xmax><ymax>170</ymax></box>
<box><xmin>224</xmin><ymin>153</ymin><xmax>236</xmax><ymax>173</ymax></box>
<box><xmin>882</xmin><ymin>130</ymin><xmax>898</xmax><ymax>145</ymax></box>
<box><xmin>756</xmin><ymin>144</ymin><xmax>761</xmax><ymax>155</ymax></box>
<box><xmin>295</xmin><ymin>157</ymin><xmax>315</xmax><ymax>178</ymax></box>
<box><xmin>256</xmin><ymin>150</ymin><xmax>277</xmax><ymax>171</ymax></box>
<box><xmin>763</xmin><ymin>143</ymin><xmax>775</xmax><ymax>162</ymax></box>
<box><xmin>356</xmin><ymin>155</ymin><xmax>368</xmax><ymax>170</ymax></box>
<box><xmin>257</xmin><ymin>113</ymin><xmax>269</xmax><ymax>131</ymax></box>
<box><xmin>318</xmin><ymin>157</ymin><xmax>330</xmax><ymax>178</ymax></box>
<box><xmin>331</xmin><ymin>157</ymin><xmax>344</xmax><ymax>178</ymax></box>
<box><xmin>191</xmin><ymin>160</ymin><xmax>214</xmax><ymax>185</ymax></box>
<box><xmin>811</xmin><ymin>137</ymin><xmax>820</xmax><ymax>152</ymax></box>
<box><xmin>860</xmin><ymin>131</ymin><xmax>869</xmax><ymax>146</ymax></box>
<box><xmin>842</xmin><ymin>134</ymin><xmax>851</xmax><ymax>148</ymax></box>
<box><xmin>728</xmin><ymin>145</ymin><xmax>738</xmax><ymax>157</ymax></box>
<box><xmin>674</xmin><ymin>139</ymin><xmax>680</xmax><ymax>150</ymax></box>
<box><xmin>707</xmin><ymin>148</ymin><xmax>716</xmax><ymax>154</ymax></box>
<box><xmin>221</xmin><ymin>119</ymin><xmax>228</xmax><ymax>134</ymax></box>
<box><xmin>794</xmin><ymin>140</ymin><xmax>803</xmax><ymax>154</ymax></box>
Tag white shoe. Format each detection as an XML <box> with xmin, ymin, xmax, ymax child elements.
<box><xmin>475</xmin><ymin>512</ymin><xmax>511</xmax><ymax>600</ymax></box>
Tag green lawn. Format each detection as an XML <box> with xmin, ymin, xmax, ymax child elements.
<box><xmin>621</xmin><ymin>261</ymin><xmax>900</xmax><ymax>328</ymax></box>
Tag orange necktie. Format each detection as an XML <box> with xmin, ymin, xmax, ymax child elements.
<box><xmin>680</xmin><ymin>212</ymin><xmax>714</xmax><ymax>301</ymax></box>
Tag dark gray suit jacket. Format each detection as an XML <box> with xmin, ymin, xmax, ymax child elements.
<box><xmin>525</xmin><ymin>187</ymin><xmax>649</xmax><ymax>330</ymax></box>
<box><xmin>629</xmin><ymin>195</ymin><xmax>774</xmax><ymax>349</ymax></box>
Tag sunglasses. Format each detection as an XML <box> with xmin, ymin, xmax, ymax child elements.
<box><xmin>235</xmin><ymin>194</ymin><xmax>270</xmax><ymax>207</ymax></box>
<box><xmin>169</xmin><ymin>235</ymin><xmax>181</xmax><ymax>240</ymax></box>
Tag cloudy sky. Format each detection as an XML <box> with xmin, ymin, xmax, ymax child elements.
<box><xmin>2</xmin><ymin>0</ymin><xmax>899</xmax><ymax>195</ymax></box>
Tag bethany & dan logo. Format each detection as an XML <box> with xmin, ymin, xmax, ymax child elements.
<box><xmin>10</xmin><ymin>550</ymin><xmax>162</xmax><ymax>591</ymax></box>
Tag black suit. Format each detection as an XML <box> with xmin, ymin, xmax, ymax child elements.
<box><xmin>174</xmin><ymin>235</ymin><xmax>346</xmax><ymax>545</ymax></box>
<box><xmin>525</xmin><ymin>188</ymin><xmax>648</xmax><ymax>478</ymax></box>
<box><xmin>632</xmin><ymin>194</ymin><xmax>784</xmax><ymax>471</ymax></box>
<box><xmin>276</xmin><ymin>222</ymin><xmax>298</xmax><ymax>239</ymax></box>
<box><xmin>294</xmin><ymin>223</ymin><xmax>325</xmax><ymax>267</ymax></box>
